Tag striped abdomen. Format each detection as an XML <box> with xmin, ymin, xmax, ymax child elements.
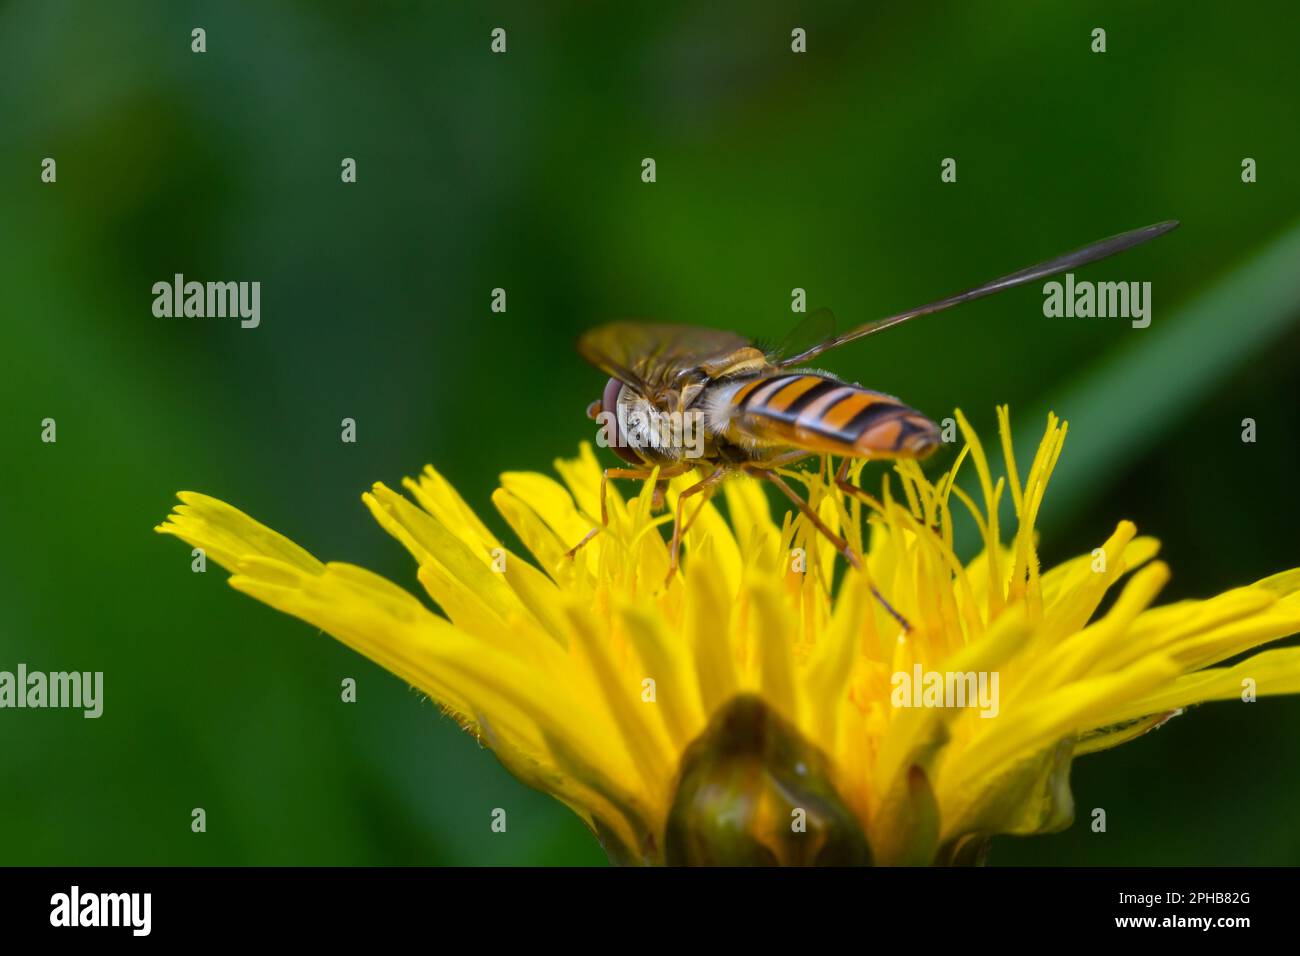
<box><xmin>724</xmin><ymin>372</ymin><xmax>940</xmax><ymax>458</ymax></box>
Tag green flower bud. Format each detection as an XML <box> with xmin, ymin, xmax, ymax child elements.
<box><xmin>664</xmin><ymin>694</ymin><xmax>872</xmax><ymax>866</ymax></box>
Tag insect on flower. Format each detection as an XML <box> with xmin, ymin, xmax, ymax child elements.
<box><xmin>155</xmin><ymin>409</ymin><xmax>1300</xmax><ymax>866</ymax></box>
<box><xmin>572</xmin><ymin>220</ymin><xmax>1180</xmax><ymax>600</ymax></box>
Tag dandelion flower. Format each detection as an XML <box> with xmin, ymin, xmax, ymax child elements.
<box><xmin>156</xmin><ymin>408</ymin><xmax>1300</xmax><ymax>865</ymax></box>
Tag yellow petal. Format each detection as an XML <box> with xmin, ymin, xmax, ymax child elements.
<box><xmin>155</xmin><ymin>492</ymin><xmax>324</xmax><ymax>574</ymax></box>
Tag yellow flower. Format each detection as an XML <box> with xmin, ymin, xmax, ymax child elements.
<box><xmin>156</xmin><ymin>407</ymin><xmax>1300</xmax><ymax>865</ymax></box>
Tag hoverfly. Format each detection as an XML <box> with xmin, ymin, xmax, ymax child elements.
<box><xmin>571</xmin><ymin>220</ymin><xmax>1179</xmax><ymax>598</ymax></box>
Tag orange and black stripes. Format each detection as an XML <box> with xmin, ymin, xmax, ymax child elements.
<box><xmin>727</xmin><ymin>373</ymin><xmax>940</xmax><ymax>458</ymax></box>
<box><xmin>731</xmin><ymin>373</ymin><xmax>834</xmax><ymax>418</ymax></box>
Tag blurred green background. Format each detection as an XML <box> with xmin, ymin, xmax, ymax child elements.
<box><xmin>2</xmin><ymin>1</ymin><xmax>1298</xmax><ymax>866</ymax></box>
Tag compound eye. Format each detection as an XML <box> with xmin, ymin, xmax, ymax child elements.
<box><xmin>601</xmin><ymin>377</ymin><xmax>625</xmax><ymax>419</ymax></box>
<box><xmin>599</xmin><ymin>377</ymin><xmax>644</xmax><ymax>465</ymax></box>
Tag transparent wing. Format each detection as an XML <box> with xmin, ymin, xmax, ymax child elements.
<box><xmin>577</xmin><ymin>321</ymin><xmax>756</xmax><ymax>397</ymax></box>
<box><xmin>770</xmin><ymin>307</ymin><xmax>837</xmax><ymax>363</ymax></box>
<box><xmin>775</xmin><ymin>220</ymin><xmax>1180</xmax><ymax>368</ymax></box>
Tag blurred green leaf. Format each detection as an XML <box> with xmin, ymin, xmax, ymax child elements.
<box><xmin>1021</xmin><ymin>219</ymin><xmax>1300</xmax><ymax>528</ymax></box>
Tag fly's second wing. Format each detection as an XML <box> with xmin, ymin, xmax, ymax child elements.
<box><xmin>723</xmin><ymin>372</ymin><xmax>941</xmax><ymax>459</ymax></box>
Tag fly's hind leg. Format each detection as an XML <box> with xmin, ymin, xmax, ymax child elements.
<box><xmin>833</xmin><ymin>456</ymin><xmax>883</xmax><ymax>511</ymax></box>
<box><xmin>565</xmin><ymin>462</ymin><xmax>693</xmax><ymax>560</ymax></box>
<box><xmin>748</xmin><ymin>465</ymin><xmax>863</xmax><ymax>570</ymax></box>
<box><xmin>747</xmin><ymin>463</ymin><xmax>911</xmax><ymax>633</ymax></box>
<box><xmin>835</xmin><ymin>456</ymin><xmax>940</xmax><ymax>536</ymax></box>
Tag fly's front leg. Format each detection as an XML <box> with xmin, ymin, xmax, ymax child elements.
<box><xmin>564</xmin><ymin>467</ymin><xmax>651</xmax><ymax>559</ymax></box>
<box><xmin>747</xmin><ymin>464</ymin><xmax>911</xmax><ymax>632</ymax></box>
<box><xmin>565</xmin><ymin>463</ymin><xmax>692</xmax><ymax>560</ymax></box>
<box><xmin>651</xmin><ymin>479</ymin><xmax>669</xmax><ymax>511</ymax></box>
